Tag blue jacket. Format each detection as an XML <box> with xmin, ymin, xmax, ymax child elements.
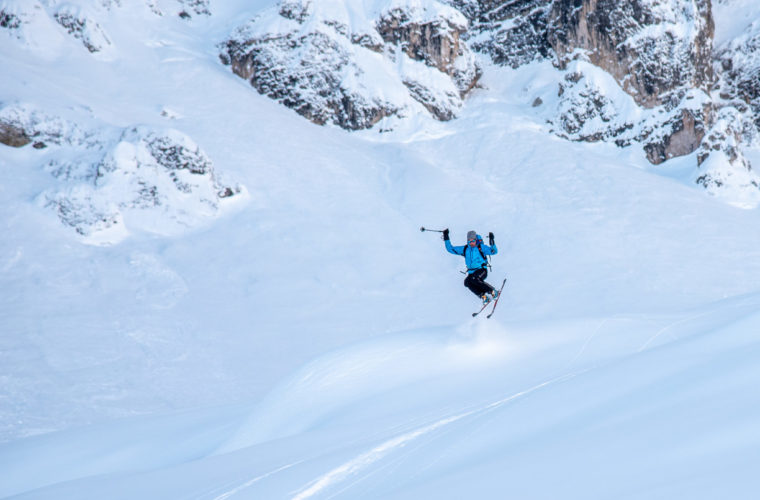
<box><xmin>445</xmin><ymin>235</ymin><xmax>497</xmax><ymax>273</ymax></box>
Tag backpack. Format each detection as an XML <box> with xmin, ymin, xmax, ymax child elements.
<box><xmin>461</xmin><ymin>235</ymin><xmax>491</xmax><ymax>271</ymax></box>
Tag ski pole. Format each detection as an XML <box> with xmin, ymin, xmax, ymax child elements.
<box><xmin>420</xmin><ymin>226</ymin><xmax>445</xmax><ymax>233</ymax></box>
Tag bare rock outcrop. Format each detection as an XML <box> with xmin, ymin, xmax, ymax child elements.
<box><xmin>643</xmin><ymin>107</ymin><xmax>709</xmax><ymax>165</ymax></box>
<box><xmin>377</xmin><ymin>6</ymin><xmax>478</xmax><ymax>92</ymax></box>
<box><xmin>0</xmin><ymin>121</ymin><xmax>31</xmax><ymax>147</ymax></box>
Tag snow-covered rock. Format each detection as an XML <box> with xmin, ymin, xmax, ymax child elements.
<box><xmin>716</xmin><ymin>18</ymin><xmax>760</xmax><ymax>130</ymax></box>
<box><xmin>176</xmin><ymin>0</ymin><xmax>211</xmax><ymax>19</ymax></box>
<box><xmin>547</xmin><ymin>61</ymin><xmax>712</xmax><ymax>164</ymax></box>
<box><xmin>549</xmin><ymin>63</ymin><xmax>638</xmax><ymax>144</ymax></box>
<box><xmin>0</xmin><ymin>0</ymin><xmax>117</xmax><ymax>58</ymax></box>
<box><xmin>455</xmin><ymin>0</ymin><xmax>554</xmax><ymax>68</ymax></box>
<box><xmin>0</xmin><ymin>102</ymin><xmax>97</xmax><ymax>149</ymax></box>
<box><xmin>548</xmin><ymin>0</ymin><xmax>714</xmax><ymax>108</ymax></box>
<box><xmin>0</xmin><ymin>103</ymin><xmax>242</xmax><ymax>244</ymax></box>
<box><xmin>463</xmin><ymin>0</ymin><xmax>715</xmax><ymax>154</ymax></box>
<box><xmin>640</xmin><ymin>95</ymin><xmax>711</xmax><ymax>165</ymax></box>
<box><xmin>460</xmin><ymin>0</ymin><xmax>714</xmax><ymax>105</ymax></box>
<box><xmin>53</xmin><ymin>4</ymin><xmax>112</xmax><ymax>54</ymax></box>
<box><xmin>694</xmin><ymin>106</ymin><xmax>760</xmax><ymax>207</ymax></box>
<box><xmin>42</xmin><ymin>125</ymin><xmax>243</xmax><ymax>244</ymax></box>
<box><xmin>454</xmin><ymin>0</ymin><xmax>760</xmax><ymax>205</ymax></box>
<box><xmin>219</xmin><ymin>0</ymin><xmax>481</xmax><ymax>130</ymax></box>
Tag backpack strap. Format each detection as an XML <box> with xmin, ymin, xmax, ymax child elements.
<box><xmin>476</xmin><ymin>239</ymin><xmax>492</xmax><ymax>272</ymax></box>
<box><xmin>477</xmin><ymin>242</ymin><xmax>487</xmax><ymax>262</ymax></box>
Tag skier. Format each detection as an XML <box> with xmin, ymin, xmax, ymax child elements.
<box><xmin>443</xmin><ymin>229</ymin><xmax>499</xmax><ymax>304</ymax></box>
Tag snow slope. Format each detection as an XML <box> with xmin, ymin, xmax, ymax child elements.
<box><xmin>2</xmin><ymin>1</ymin><xmax>760</xmax><ymax>498</ymax></box>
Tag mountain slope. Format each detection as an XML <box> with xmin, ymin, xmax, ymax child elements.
<box><xmin>2</xmin><ymin>1</ymin><xmax>760</xmax><ymax>499</ymax></box>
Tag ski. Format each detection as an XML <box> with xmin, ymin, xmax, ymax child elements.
<box><xmin>486</xmin><ymin>278</ymin><xmax>507</xmax><ymax>319</ymax></box>
<box><xmin>472</xmin><ymin>300</ymin><xmax>491</xmax><ymax>317</ymax></box>
<box><xmin>471</xmin><ymin>278</ymin><xmax>507</xmax><ymax>318</ymax></box>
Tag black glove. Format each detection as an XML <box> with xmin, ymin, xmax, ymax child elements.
<box><xmin>488</xmin><ymin>232</ymin><xmax>495</xmax><ymax>246</ymax></box>
<box><xmin>442</xmin><ymin>228</ymin><xmax>450</xmax><ymax>241</ymax></box>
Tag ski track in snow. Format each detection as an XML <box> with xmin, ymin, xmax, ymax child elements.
<box><xmin>637</xmin><ymin>294</ymin><xmax>760</xmax><ymax>352</ymax></box>
<box><xmin>637</xmin><ymin>311</ymin><xmax>715</xmax><ymax>352</ymax></box>
<box><xmin>288</xmin><ymin>373</ymin><xmax>579</xmax><ymax>500</ymax></box>
<box><xmin>204</xmin><ymin>461</ymin><xmax>304</xmax><ymax>500</ymax></box>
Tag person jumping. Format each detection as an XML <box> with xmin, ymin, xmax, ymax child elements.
<box><xmin>443</xmin><ymin>229</ymin><xmax>499</xmax><ymax>304</ymax></box>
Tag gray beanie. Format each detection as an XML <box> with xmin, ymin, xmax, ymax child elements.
<box><xmin>467</xmin><ymin>230</ymin><xmax>477</xmax><ymax>242</ymax></box>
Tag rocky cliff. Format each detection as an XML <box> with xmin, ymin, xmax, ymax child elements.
<box><xmin>219</xmin><ymin>0</ymin><xmax>481</xmax><ymax>129</ymax></box>
<box><xmin>216</xmin><ymin>0</ymin><xmax>760</xmax><ymax>204</ymax></box>
<box><xmin>452</xmin><ymin>0</ymin><xmax>760</xmax><ymax>204</ymax></box>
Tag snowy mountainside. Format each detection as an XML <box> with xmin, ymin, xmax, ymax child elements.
<box><xmin>208</xmin><ymin>0</ymin><xmax>760</xmax><ymax>206</ymax></box>
<box><xmin>5</xmin><ymin>0</ymin><xmax>760</xmax><ymax>206</ymax></box>
<box><xmin>453</xmin><ymin>0</ymin><xmax>760</xmax><ymax>206</ymax></box>
<box><xmin>0</xmin><ymin>1</ymin><xmax>247</xmax><ymax>243</ymax></box>
<box><xmin>3</xmin><ymin>0</ymin><xmax>760</xmax><ymax>499</ymax></box>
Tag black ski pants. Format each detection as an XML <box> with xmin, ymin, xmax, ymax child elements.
<box><xmin>464</xmin><ymin>268</ymin><xmax>495</xmax><ymax>297</ymax></box>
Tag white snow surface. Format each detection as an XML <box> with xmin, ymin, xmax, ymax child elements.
<box><xmin>2</xmin><ymin>1</ymin><xmax>760</xmax><ymax>499</ymax></box>
<box><xmin>713</xmin><ymin>0</ymin><xmax>760</xmax><ymax>48</ymax></box>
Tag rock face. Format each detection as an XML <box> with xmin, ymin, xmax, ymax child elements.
<box><xmin>219</xmin><ymin>0</ymin><xmax>481</xmax><ymax>130</ymax></box>
<box><xmin>716</xmin><ymin>19</ymin><xmax>760</xmax><ymax>129</ymax></box>
<box><xmin>450</xmin><ymin>0</ymin><xmax>760</xmax><ymax>204</ymax></box>
<box><xmin>642</xmin><ymin>105</ymin><xmax>710</xmax><ymax>165</ymax></box>
<box><xmin>455</xmin><ymin>0</ymin><xmax>554</xmax><ymax>68</ymax></box>
<box><xmin>548</xmin><ymin>0</ymin><xmax>714</xmax><ymax>108</ymax></box>
<box><xmin>0</xmin><ymin>121</ymin><xmax>30</xmax><ymax>147</ymax></box>
<box><xmin>461</xmin><ymin>0</ymin><xmax>715</xmax><ymax>132</ymax></box>
<box><xmin>458</xmin><ymin>0</ymin><xmax>714</xmax><ymax>103</ymax></box>
<box><xmin>376</xmin><ymin>6</ymin><xmax>475</xmax><ymax>86</ymax></box>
